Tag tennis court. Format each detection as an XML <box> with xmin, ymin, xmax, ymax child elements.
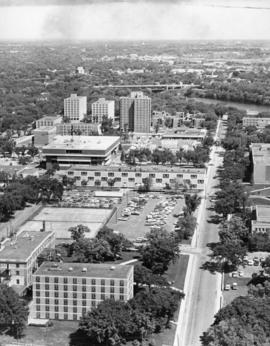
<box><xmin>19</xmin><ymin>207</ymin><xmax>113</xmax><ymax>239</ymax></box>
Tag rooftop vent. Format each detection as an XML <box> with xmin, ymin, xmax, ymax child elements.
<box><xmin>68</xmin><ymin>267</ymin><xmax>73</xmax><ymax>272</ymax></box>
<box><xmin>110</xmin><ymin>266</ymin><xmax>116</xmax><ymax>271</ymax></box>
<box><xmin>82</xmin><ymin>267</ymin><xmax>87</xmax><ymax>272</ymax></box>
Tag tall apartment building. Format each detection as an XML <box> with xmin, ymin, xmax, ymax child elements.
<box><xmin>64</xmin><ymin>94</ymin><xmax>87</xmax><ymax>121</ymax></box>
<box><xmin>0</xmin><ymin>231</ymin><xmax>55</xmax><ymax>294</ymax></box>
<box><xmin>120</xmin><ymin>92</ymin><xmax>151</xmax><ymax>133</ymax></box>
<box><xmin>91</xmin><ymin>98</ymin><xmax>115</xmax><ymax>123</ymax></box>
<box><xmin>251</xmin><ymin>143</ymin><xmax>270</xmax><ymax>185</ymax></box>
<box><xmin>32</xmin><ymin>262</ymin><xmax>134</xmax><ymax>321</ymax></box>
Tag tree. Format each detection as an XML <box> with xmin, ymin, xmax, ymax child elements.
<box><xmin>219</xmin><ymin>216</ymin><xmax>249</xmax><ymax>244</ymax></box>
<box><xmin>184</xmin><ymin>193</ymin><xmax>201</xmax><ymax>214</ymax></box>
<box><xmin>68</xmin><ymin>224</ymin><xmax>89</xmax><ymax>242</ymax></box>
<box><xmin>0</xmin><ymin>284</ymin><xmax>29</xmax><ymax>338</ymax></box>
<box><xmin>140</xmin><ymin>229</ymin><xmax>180</xmax><ymax>275</ymax></box>
<box><xmin>72</xmin><ymin>238</ymin><xmax>113</xmax><ymax>263</ymax></box>
<box><xmin>134</xmin><ymin>264</ymin><xmax>169</xmax><ymax>289</ymax></box>
<box><xmin>79</xmin><ymin>299</ymin><xmax>154</xmax><ymax>345</ymax></box>
<box><xmin>212</xmin><ymin>240</ymin><xmax>247</xmax><ymax>270</ymax></box>
<box><xmin>262</xmin><ymin>256</ymin><xmax>270</xmax><ymax>275</ymax></box>
<box><xmin>175</xmin><ymin>213</ymin><xmax>197</xmax><ymax>242</ymax></box>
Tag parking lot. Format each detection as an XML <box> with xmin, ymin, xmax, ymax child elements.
<box><xmin>108</xmin><ymin>193</ymin><xmax>185</xmax><ymax>241</ymax></box>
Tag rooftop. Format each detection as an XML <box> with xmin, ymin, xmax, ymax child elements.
<box><xmin>66</xmin><ymin>163</ymin><xmax>206</xmax><ymax>174</ymax></box>
<box><xmin>43</xmin><ymin>135</ymin><xmax>120</xmax><ymax>151</ymax></box>
<box><xmin>37</xmin><ymin>115</ymin><xmax>61</xmax><ymax>122</ymax></box>
<box><xmin>0</xmin><ymin>231</ymin><xmax>54</xmax><ymax>263</ymax></box>
<box><xmin>35</xmin><ymin>262</ymin><xmax>133</xmax><ymax>279</ymax></box>
<box><xmin>251</xmin><ymin>143</ymin><xmax>270</xmax><ymax>163</ymax></box>
<box><xmin>256</xmin><ymin>205</ymin><xmax>270</xmax><ymax>221</ymax></box>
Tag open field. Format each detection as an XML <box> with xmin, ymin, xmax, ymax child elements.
<box><xmin>19</xmin><ymin>207</ymin><xmax>113</xmax><ymax>239</ymax></box>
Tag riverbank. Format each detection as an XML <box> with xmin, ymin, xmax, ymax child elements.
<box><xmin>189</xmin><ymin>97</ymin><xmax>270</xmax><ymax>114</ymax></box>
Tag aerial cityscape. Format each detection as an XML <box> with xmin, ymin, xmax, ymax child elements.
<box><xmin>0</xmin><ymin>1</ymin><xmax>270</xmax><ymax>346</ymax></box>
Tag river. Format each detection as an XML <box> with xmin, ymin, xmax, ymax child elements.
<box><xmin>189</xmin><ymin>97</ymin><xmax>270</xmax><ymax>114</ymax></box>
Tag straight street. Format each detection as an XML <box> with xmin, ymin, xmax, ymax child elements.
<box><xmin>174</xmin><ymin>120</ymin><xmax>225</xmax><ymax>346</ymax></box>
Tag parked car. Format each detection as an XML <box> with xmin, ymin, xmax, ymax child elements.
<box><xmin>232</xmin><ymin>282</ymin><xmax>238</xmax><ymax>290</ymax></box>
<box><xmin>224</xmin><ymin>284</ymin><xmax>231</xmax><ymax>291</ymax></box>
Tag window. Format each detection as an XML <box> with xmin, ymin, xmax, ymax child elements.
<box><xmin>73</xmin><ymin>278</ymin><xmax>77</xmax><ymax>284</ymax></box>
<box><xmin>54</xmin><ymin>285</ymin><xmax>59</xmax><ymax>291</ymax></box>
<box><xmin>73</xmin><ymin>293</ymin><xmax>77</xmax><ymax>299</ymax></box>
<box><xmin>82</xmin><ymin>293</ymin><xmax>86</xmax><ymax>299</ymax></box>
<box><xmin>91</xmin><ymin>301</ymin><xmax>96</xmax><ymax>307</ymax></box>
<box><xmin>54</xmin><ymin>277</ymin><xmax>58</xmax><ymax>283</ymax></box>
<box><xmin>110</xmin><ymin>280</ymin><xmax>114</xmax><ymax>286</ymax></box>
<box><xmin>73</xmin><ymin>300</ymin><xmax>77</xmax><ymax>306</ymax></box>
<box><xmin>36</xmin><ymin>298</ymin><xmax>40</xmax><ymax>304</ymax></box>
<box><xmin>73</xmin><ymin>285</ymin><xmax>77</xmax><ymax>291</ymax></box>
<box><xmin>64</xmin><ymin>300</ymin><xmax>68</xmax><ymax>306</ymax></box>
<box><xmin>82</xmin><ymin>308</ymin><xmax>87</xmax><ymax>315</ymax></box>
<box><xmin>177</xmin><ymin>174</ymin><xmax>183</xmax><ymax>178</ymax></box>
<box><xmin>64</xmin><ymin>285</ymin><xmax>68</xmax><ymax>291</ymax></box>
<box><xmin>101</xmin><ymin>177</ymin><xmax>107</xmax><ymax>181</ymax></box>
<box><xmin>54</xmin><ymin>292</ymin><xmax>59</xmax><ymax>298</ymax></box>
<box><xmin>55</xmin><ymin>313</ymin><xmax>59</xmax><ymax>320</ymax></box>
<box><xmin>101</xmin><ymin>287</ymin><xmax>105</xmax><ymax>293</ymax></box>
<box><xmin>110</xmin><ymin>287</ymin><xmax>114</xmax><ymax>293</ymax></box>
<box><xmin>46</xmin><ymin>313</ymin><xmax>50</xmax><ymax>319</ymax></box>
<box><xmin>45</xmin><ymin>306</ymin><xmax>50</xmax><ymax>312</ymax></box>
<box><xmin>64</xmin><ymin>278</ymin><xmax>68</xmax><ymax>284</ymax></box>
<box><xmin>156</xmin><ymin>179</ymin><xmax>162</xmax><ymax>183</ymax></box>
<box><xmin>120</xmin><ymin>295</ymin><xmax>124</xmax><ymax>301</ymax></box>
<box><xmin>36</xmin><ymin>276</ymin><xmax>40</xmax><ymax>282</ymax></box>
<box><xmin>15</xmin><ymin>270</ymin><xmax>19</xmax><ymax>275</ymax></box>
<box><xmin>149</xmin><ymin>173</ymin><xmax>156</xmax><ymax>178</ymax></box>
<box><xmin>121</xmin><ymin>172</ymin><xmax>128</xmax><ymax>177</ymax></box>
<box><xmin>198</xmin><ymin>180</ymin><xmax>204</xmax><ymax>184</ymax></box>
<box><xmin>54</xmin><ymin>306</ymin><xmax>59</xmax><ymax>312</ymax></box>
<box><xmin>101</xmin><ymin>294</ymin><xmax>105</xmax><ymax>300</ymax></box>
<box><xmin>191</xmin><ymin>175</ymin><xmax>197</xmax><ymax>179</ymax></box>
<box><xmin>108</xmin><ymin>173</ymin><xmax>114</xmax><ymax>177</ymax></box>
<box><xmin>68</xmin><ymin>171</ymin><xmax>74</xmax><ymax>176</ymax></box>
<box><xmin>81</xmin><ymin>172</ymin><xmax>87</xmax><ymax>176</ymax></box>
<box><xmin>54</xmin><ymin>299</ymin><xmax>59</xmax><ymax>305</ymax></box>
<box><xmin>91</xmin><ymin>279</ymin><xmax>96</xmax><ymax>285</ymax></box>
<box><xmin>64</xmin><ymin>306</ymin><xmax>68</xmax><ymax>313</ymax></box>
<box><xmin>163</xmin><ymin>174</ymin><xmax>169</xmax><ymax>178</ymax></box>
<box><xmin>36</xmin><ymin>305</ymin><xmax>40</xmax><ymax>311</ymax></box>
<box><xmin>120</xmin><ymin>287</ymin><xmax>124</xmax><ymax>294</ymax></box>
<box><xmin>45</xmin><ymin>277</ymin><xmax>49</xmax><ymax>283</ymax></box>
<box><xmin>91</xmin><ymin>287</ymin><xmax>96</xmax><ymax>293</ymax></box>
<box><xmin>94</xmin><ymin>172</ymin><xmax>101</xmax><ymax>177</ymax></box>
<box><xmin>101</xmin><ymin>279</ymin><xmax>105</xmax><ymax>285</ymax></box>
<box><xmin>36</xmin><ymin>291</ymin><xmax>40</xmax><ymax>297</ymax></box>
<box><xmin>110</xmin><ymin>294</ymin><xmax>114</xmax><ymax>299</ymax></box>
<box><xmin>82</xmin><ymin>278</ymin><xmax>86</xmax><ymax>285</ymax></box>
<box><xmin>82</xmin><ymin>286</ymin><xmax>86</xmax><ymax>292</ymax></box>
<box><xmin>92</xmin><ymin>294</ymin><xmax>96</xmax><ymax>299</ymax></box>
<box><xmin>120</xmin><ymin>280</ymin><xmax>124</xmax><ymax>286</ymax></box>
<box><xmin>45</xmin><ymin>298</ymin><xmax>49</xmax><ymax>304</ymax></box>
<box><xmin>36</xmin><ymin>312</ymin><xmax>40</xmax><ymax>318</ymax></box>
<box><xmin>45</xmin><ymin>292</ymin><xmax>49</xmax><ymax>297</ymax></box>
<box><xmin>64</xmin><ymin>314</ymin><xmax>68</xmax><ymax>320</ymax></box>
<box><xmin>82</xmin><ymin>300</ymin><xmax>86</xmax><ymax>306</ymax></box>
<box><xmin>36</xmin><ymin>283</ymin><xmax>40</xmax><ymax>289</ymax></box>
<box><xmin>73</xmin><ymin>307</ymin><xmax>77</xmax><ymax>313</ymax></box>
<box><xmin>135</xmin><ymin>173</ymin><xmax>142</xmax><ymax>177</ymax></box>
<box><xmin>45</xmin><ymin>284</ymin><xmax>49</xmax><ymax>290</ymax></box>
<box><xmin>16</xmin><ymin>279</ymin><xmax>20</xmax><ymax>285</ymax></box>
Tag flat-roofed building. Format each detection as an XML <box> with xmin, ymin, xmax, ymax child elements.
<box><xmin>243</xmin><ymin>117</ymin><xmax>270</xmax><ymax>129</ymax></box>
<box><xmin>252</xmin><ymin>205</ymin><xmax>270</xmax><ymax>234</ymax></box>
<box><xmin>36</xmin><ymin>115</ymin><xmax>62</xmax><ymax>129</ymax></box>
<box><xmin>162</xmin><ymin>128</ymin><xmax>207</xmax><ymax>142</ymax></box>
<box><xmin>91</xmin><ymin>98</ymin><xmax>115</xmax><ymax>123</ymax></box>
<box><xmin>120</xmin><ymin>92</ymin><xmax>151</xmax><ymax>133</ymax></box>
<box><xmin>63</xmin><ymin>165</ymin><xmax>206</xmax><ymax>191</ymax></box>
<box><xmin>56</xmin><ymin>123</ymin><xmax>100</xmax><ymax>136</ymax></box>
<box><xmin>33</xmin><ymin>126</ymin><xmax>57</xmax><ymax>147</ymax></box>
<box><xmin>64</xmin><ymin>94</ymin><xmax>87</xmax><ymax>121</ymax></box>
<box><xmin>251</xmin><ymin>143</ymin><xmax>270</xmax><ymax>185</ymax></box>
<box><xmin>42</xmin><ymin>135</ymin><xmax>120</xmax><ymax>168</ymax></box>
<box><xmin>32</xmin><ymin>262</ymin><xmax>134</xmax><ymax>321</ymax></box>
<box><xmin>0</xmin><ymin>231</ymin><xmax>55</xmax><ymax>294</ymax></box>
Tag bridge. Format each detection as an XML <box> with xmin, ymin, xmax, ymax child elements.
<box><xmin>92</xmin><ymin>83</ymin><xmax>197</xmax><ymax>91</ymax></box>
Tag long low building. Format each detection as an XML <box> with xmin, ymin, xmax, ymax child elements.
<box><xmin>56</xmin><ymin>123</ymin><xmax>100</xmax><ymax>136</ymax></box>
<box><xmin>0</xmin><ymin>231</ymin><xmax>55</xmax><ymax>294</ymax></box>
<box><xmin>31</xmin><ymin>262</ymin><xmax>134</xmax><ymax>321</ymax></box>
<box><xmin>63</xmin><ymin>164</ymin><xmax>206</xmax><ymax>190</ymax></box>
<box><xmin>243</xmin><ymin>117</ymin><xmax>270</xmax><ymax>129</ymax></box>
<box><xmin>251</xmin><ymin>143</ymin><xmax>270</xmax><ymax>185</ymax></box>
<box><xmin>42</xmin><ymin>135</ymin><xmax>120</xmax><ymax>168</ymax></box>
<box><xmin>251</xmin><ymin>205</ymin><xmax>270</xmax><ymax>235</ymax></box>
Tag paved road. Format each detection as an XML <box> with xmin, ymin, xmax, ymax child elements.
<box><xmin>174</xmin><ymin>120</ymin><xmax>226</xmax><ymax>346</ymax></box>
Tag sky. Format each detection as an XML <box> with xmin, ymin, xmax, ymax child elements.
<box><xmin>0</xmin><ymin>0</ymin><xmax>269</xmax><ymax>41</ymax></box>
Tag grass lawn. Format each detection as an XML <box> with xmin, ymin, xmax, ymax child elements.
<box><xmin>223</xmin><ymin>275</ymin><xmax>250</xmax><ymax>306</ymax></box>
<box><xmin>165</xmin><ymin>254</ymin><xmax>189</xmax><ymax>290</ymax></box>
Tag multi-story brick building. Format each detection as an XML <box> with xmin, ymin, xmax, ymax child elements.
<box><xmin>0</xmin><ymin>231</ymin><xmax>55</xmax><ymax>294</ymax></box>
<box><xmin>64</xmin><ymin>94</ymin><xmax>87</xmax><ymax>121</ymax></box>
<box><xmin>56</xmin><ymin>123</ymin><xmax>100</xmax><ymax>136</ymax></box>
<box><xmin>32</xmin><ymin>262</ymin><xmax>134</xmax><ymax>321</ymax></box>
<box><xmin>91</xmin><ymin>98</ymin><xmax>115</xmax><ymax>123</ymax></box>
<box><xmin>63</xmin><ymin>165</ymin><xmax>206</xmax><ymax>190</ymax></box>
<box><xmin>243</xmin><ymin>117</ymin><xmax>270</xmax><ymax>129</ymax></box>
<box><xmin>36</xmin><ymin>115</ymin><xmax>62</xmax><ymax>129</ymax></box>
<box><xmin>120</xmin><ymin>92</ymin><xmax>151</xmax><ymax>133</ymax></box>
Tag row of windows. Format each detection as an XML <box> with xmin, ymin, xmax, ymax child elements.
<box><xmin>36</xmin><ymin>294</ymin><xmax>125</xmax><ymax>306</ymax></box>
<box><xmin>36</xmin><ymin>312</ymin><xmax>84</xmax><ymax>320</ymax></box>
<box><xmin>37</xmin><ymin>277</ymin><xmax>124</xmax><ymax>286</ymax></box>
<box><xmin>36</xmin><ymin>286</ymin><xmax>125</xmax><ymax>297</ymax></box>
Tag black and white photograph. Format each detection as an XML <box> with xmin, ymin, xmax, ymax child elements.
<box><xmin>0</xmin><ymin>1</ymin><xmax>270</xmax><ymax>345</ymax></box>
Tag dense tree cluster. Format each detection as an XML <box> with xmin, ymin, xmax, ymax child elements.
<box><xmin>0</xmin><ymin>175</ymin><xmax>63</xmax><ymax>222</ymax></box>
<box><xmin>201</xmin><ymin>296</ymin><xmax>270</xmax><ymax>345</ymax></box>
